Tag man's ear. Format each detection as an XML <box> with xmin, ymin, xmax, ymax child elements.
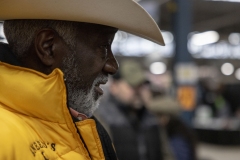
<box><xmin>35</xmin><ymin>29</ymin><xmax>57</xmax><ymax>66</ymax></box>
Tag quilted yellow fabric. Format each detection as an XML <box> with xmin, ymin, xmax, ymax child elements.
<box><xmin>0</xmin><ymin>62</ymin><xmax>105</xmax><ymax>160</ymax></box>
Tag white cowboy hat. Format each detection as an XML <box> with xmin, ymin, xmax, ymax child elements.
<box><xmin>0</xmin><ymin>0</ymin><xmax>165</xmax><ymax>45</ymax></box>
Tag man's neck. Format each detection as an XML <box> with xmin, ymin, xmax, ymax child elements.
<box><xmin>69</xmin><ymin>107</ymin><xmax>88</xmax><ymax>122</ymax></box>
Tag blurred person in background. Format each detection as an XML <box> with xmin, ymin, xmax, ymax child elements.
<box><xmin>198</xmin><ymin>79</ymin><xmax>231</xmax><ymax>118</ymax></box>
<box><xmin>94</xmin><ymin>60</ymin><xmax>175</xmax><ymax>160</ymax></box>
<box><xmin>148</xmin><ymin>91</ymin><xmax>198</xmax><ymax>160</ymax></box>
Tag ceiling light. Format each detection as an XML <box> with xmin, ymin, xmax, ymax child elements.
<box><xmin>190</xmin><ymin>31</ymin><xmax>219</xmax><ymax>46</ymax></box>
<box><xmin>0</xmin><ymin>23</ymin><xmax>5</xmax><ymax>39</ymax></box>
<box><xmin>221</xmin><ymin>63</ymin><xmax>234</xmax><ymax>76</ymax></box>
<box><xmin>228</xmin><ymin>33</ymin><xmax>240</xmax><ymax>45</ymax></box>
<box><xmin>161</xmin><ymin>31</ymin><xmax>174</xmax><ymax>45</ymax></box>
<box><xmin>235</xmin><ymin>68</ymin><xmax>240</xmax><ymax>80</ymax></box>
<box><xmin>149</xmin><ymin>62</ymin><xmax>166</xmax><ymax>75</ymax></box>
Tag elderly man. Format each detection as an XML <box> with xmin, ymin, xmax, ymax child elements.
<box><xmin>0</xmin><ymin>0</ymin><xmax>164</xmax><ymax>159</ymax></box>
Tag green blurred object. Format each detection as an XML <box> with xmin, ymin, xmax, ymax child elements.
<box><xmin>120</xmin><ymin>60</ymin><xmax>145</xmax><ymax>87</ymax></box>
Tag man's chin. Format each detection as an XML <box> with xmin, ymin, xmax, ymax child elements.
<box><xmin>87</xmin><ymin>99</ymin><xmax>101</xmax><ymax>117</ymax></box>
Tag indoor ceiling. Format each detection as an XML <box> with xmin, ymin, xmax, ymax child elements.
<box><xmin>159</xmin><ymin>0</ymin><xmax>240</xmax><ymax>39</ymax></box>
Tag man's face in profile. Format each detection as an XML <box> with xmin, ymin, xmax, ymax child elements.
<box><xmin>60</xmin><ymin>24</ymin><xmax>118</xmax><ymax>116</ymax></box>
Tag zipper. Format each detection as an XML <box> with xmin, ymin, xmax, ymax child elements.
<box><xmin>64</xmin><ymin>83</ymin><xmax>92</xmax><ymax>160</ymax></box>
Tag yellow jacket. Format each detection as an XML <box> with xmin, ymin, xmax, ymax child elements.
<box><xmin>0</xmin><ymin>62</ymin><xmax>107</xmax><ymax>160</ymax></box>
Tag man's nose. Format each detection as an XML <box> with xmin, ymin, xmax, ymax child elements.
<box><xmin>103</xmin><ymin>55</ymin><xmax>119</xmax><ymax>75</ymax></box>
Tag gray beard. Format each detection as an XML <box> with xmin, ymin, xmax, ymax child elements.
<box><xmin>61</xmin><ymin>51</ymin><xmax>107</xmax><ymax>117</ymax></box>
<box><xmin>66</xmin><ymin>76</ymin><xmax>105</xmax><ymax>117</ymax></box>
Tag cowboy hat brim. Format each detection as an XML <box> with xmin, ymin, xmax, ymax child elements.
<box><xmin>0</xmin><ymin>0</ymin><xmax>165</xmax><ymax>46</ymax></box>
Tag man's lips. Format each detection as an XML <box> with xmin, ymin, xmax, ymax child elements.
<box><xmin>95</xmin><ymin>86</ymin><xmax>104</xmax><ymax>95</ymax></box>
<box><xmin>95</xmin><ymin>81</ymin><xmax>107</xmax><ymax>96</ymax></box>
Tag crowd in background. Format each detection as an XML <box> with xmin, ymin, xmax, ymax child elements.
<box><xmin>94</xmin><ymin>59</ymin><xmax>198</xmax><ymax>160</ymax></box>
